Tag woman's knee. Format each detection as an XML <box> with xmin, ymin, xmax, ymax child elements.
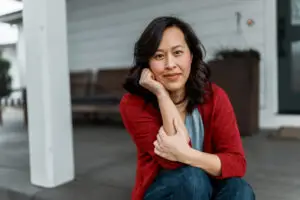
<box><xmin>152</xmin><ymin>166</ymin><xmax>212</xmax><ymax>199</ymax></box>
<box><xmin>180</xmin><ymin>166</ymin><xmax>210</xmax><ymax>185</ymax></box>
<box><xmin>161</xmin><ymin>166</ymin><xmax>209</xmax><ymax>184</ymax></box>
<box><xmin>219</xmin><ymin>178</ymin><xmax>255</xmax><ymax>200</ymax></box>
<box><xmin>178</xmin><ymin>166</ymin><xmax>212</xmax><ymax>196</ymax></box>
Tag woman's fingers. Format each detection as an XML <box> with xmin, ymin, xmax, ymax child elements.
<box><xmin>153</xmin><ymin>140</ymin><xmax>163</xmax><ymax>152</ymax></box>
<box><xmin>154</xmin><ymin>144</ymin><xmax>168</xmax><ymax>158</ymax></box>
<box><xmin>139</xmin><ymin>69</ymin><xmax>153</xmax><ymax>87</ymax></box>
<box><xmin>157</xmin><ymin>127</ymin><xmax>168</xmax><ymax>148</ymax></box>
<box><xmin>157</xmin><ymin>132</ymin><xmax>163</xmax><ymax>145</ymax></box>
<box><xmin>154</xmin><ymin>146</ymin><xmax>161</xmax><ymax>156</ymax></box>
<box><xmin>158</xmin><ymin>126</ymin><xmax>166</xmax><ymax>136</ymax></box>
<box><xmin>139</xmin><ymin>70</ymin><xmax>146</xmax><ymax>84</ymax></box>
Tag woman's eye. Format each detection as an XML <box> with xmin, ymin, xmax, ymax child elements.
<box><xmin>174</xmin><ymin>50</ymin><xmax>183</xmax><ymax>56</ymax></box>
<box><xmin>154</xmin><ymin>54</ymin><xmax>164</xmax><ymax>60</ymax></box>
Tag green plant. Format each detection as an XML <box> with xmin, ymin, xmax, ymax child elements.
<box><xmin>0</xmin><ymin>57</ymin><xmax>12</xmax><ymax>99</ymax></box>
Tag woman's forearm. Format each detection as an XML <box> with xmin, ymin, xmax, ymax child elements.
<box><xmin>181</xmin><ymin>148</ymin><xmax>222</xmax><ymax>176</ymax></box>
<box><xmin>156</xmin><ymin>92</ymin><xmax>186</xmax><ymax>136</ymax></box>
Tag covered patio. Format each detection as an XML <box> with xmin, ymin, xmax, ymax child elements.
<box><xmin>1</xmin><ymin>0</ymin><xmax>300</xmax><ymax>199</ymax></box>
<box><xmin>0</xmin><ymin>108</ymin><xmax>300</xmax><ymax>200</ymax></box>
<box><xmin>0</xmin><ymin>108</ymin><xmax>134</xmax><ymax>200</ymax></box>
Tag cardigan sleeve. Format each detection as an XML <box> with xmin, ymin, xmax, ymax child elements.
<box><xmin>211</xmin><ymin>86</ymin><xmax>247</xmax><ymax>178</ymax></box>
<box><xmin>119</xmin><ymin>94</ymin><xmax>187</xmax><ymax>170</ymax></box>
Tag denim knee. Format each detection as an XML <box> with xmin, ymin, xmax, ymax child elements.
<box><xmin>177</xmin><ymin>166</ymin><xmax>212</xmax><ymax>198</ymax></box>
<box><xmin>146</xmin><ymin>166</ymin><xmax>213</xmax><ymax>200</ymax></box>
<box><xmin>219</xmin><ymin>178</ymin><xmax>255</xmax><ymax>200</ymax></box>
<box><xmin>180</xmin><ymin>166</ymin><xmax>210</xmax><ymax>186</ymax></box>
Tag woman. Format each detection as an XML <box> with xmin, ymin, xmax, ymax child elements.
<box><xmin>120</xmin><ymin>16</ymin><xmax>255</xmax><ymax>200</ymax></box>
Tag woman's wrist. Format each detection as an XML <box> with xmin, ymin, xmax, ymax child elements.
<box><xmin>177</xmin><ymin>146</ymin><xmax>194</xmax><ymax>164</ymax></box>
<box><xmin>156</xmin><ymin>89</ymin><xmax>169</xmax><ymax>99</ymax></box>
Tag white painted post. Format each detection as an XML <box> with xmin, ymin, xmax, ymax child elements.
<box><xmin>23</xmin><ymin>0</ymin><xmax>75</xmax><ymax>187</ymax></box>
<box><xmin>16</xmin><ymin>25</ymin><xmax>26</xmax><ymax>89</ymax></box>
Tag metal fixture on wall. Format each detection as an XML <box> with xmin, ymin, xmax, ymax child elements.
<box><xmin>235</xmin><ymin>11</ymin><xmax>242</xmax><ymax>34</ymax></box>
<box><xmin>235</xmin><ymin>11</ymin><xmax>255</xmax><ymax>31</ymax></box>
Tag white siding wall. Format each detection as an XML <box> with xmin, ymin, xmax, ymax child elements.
<box><xmin>9</xmin><ymin>0</ymin><xmax>296</xmax><ymax>128</ymax></box>
<box><xmin>67</xmin><ymin>0</ymin><xmax>266</xmax><ymax>108</ymax></box>
<box><xmin>67</xmin><ymin>0</ymin><xmax>264</xmax><ymax>69</ymax></box>
<box><xmin>65</xmin><ymin>0</ymin><xmax>300</xmax><ymax>129</ymax></box>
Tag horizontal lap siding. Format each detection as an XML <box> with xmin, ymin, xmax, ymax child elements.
<box><xmin>67</xmin><ymin>0</ymin><xmax>264</xmax><ymax>70</ymax></box>
<box><xmin>67</xmin><ymin>0</ymin><xmax>265</xmax><ymax>107</ymax></box>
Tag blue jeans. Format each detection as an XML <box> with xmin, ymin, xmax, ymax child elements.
<box><xmin>144</xmin><ymin>166</ymin><xmax>255</xmax><ymax>200</ymax></box>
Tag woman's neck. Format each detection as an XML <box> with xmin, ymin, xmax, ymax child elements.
<box><xmin>169</xmin><ymin>89</ymin><xmax>186</xmax><ymax>105</ymax></box>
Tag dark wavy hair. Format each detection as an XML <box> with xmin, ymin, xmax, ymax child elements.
<box><xmin>123</xmin><ymin>16</ymin><xmax>212</xmax><ymax>113</ymax></box>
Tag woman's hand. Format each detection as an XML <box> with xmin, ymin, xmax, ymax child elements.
<box><xmin>139</xmin><ymin>68</ymin><xmax>167</xmax><ymax>96</ymax></box>
<box><xmin>154</xmin><ymin>119</ymin><xmax>191</xmax><ymax>162</ymax></box>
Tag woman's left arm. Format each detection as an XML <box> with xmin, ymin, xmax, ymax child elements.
<box><xmin>180</xmin><ymin>87</ymin><xmax>246</xmax><ymax>178</ymax></box>
<box><xmin>180</xmin><ymin>149</ymin><xmax>222</xmax><ymax>176</ymax></box>
<box><xmin>208</xmin><ymin>87</ymin><xmax>247</xmax><ymax>178</ymax></box>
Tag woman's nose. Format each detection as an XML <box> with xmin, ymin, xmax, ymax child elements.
<box><xmin>165</xmin><ymin>54</ymin><xmax>176</xmax><ymax>69</ymax></box>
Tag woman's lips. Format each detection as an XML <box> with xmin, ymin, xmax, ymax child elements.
<box><xmin>164</xmin><ymin>73</ymin><xmax>181</xmax><ymax>81</ymax></box>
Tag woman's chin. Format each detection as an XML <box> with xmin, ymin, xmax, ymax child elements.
<box><xmin>164</xmin><ymin>84</ymin><xmax>184</xmax><ymax>93</ymax></box>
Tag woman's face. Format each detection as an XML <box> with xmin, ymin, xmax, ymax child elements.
<box><xmin>149</xmin><ymin>26</ymin><xmax>193</xmax><ymax>93</ymax></box>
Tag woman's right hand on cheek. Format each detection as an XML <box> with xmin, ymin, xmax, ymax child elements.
<box><xmin>139</xmin><ymin>68</ymin><xmax>166</xmax><ymax>96</ymax></box>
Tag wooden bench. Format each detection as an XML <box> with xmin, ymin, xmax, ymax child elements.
<box><xmin>70</xmin><ymin>68</ymin><xmax>129</xmax><ymax>121</ymax></box>
<box><xmin>70</xmin><ymin>70</ymin><xmax>93</xmax><ymax>99</ymax></box>
<box><xmin>1</xmin><ymin>67</ymin><xmax>129</xmax><ymax>125</ymax></box>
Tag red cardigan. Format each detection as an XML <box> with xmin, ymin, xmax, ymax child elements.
<box><xmin>119</xmin><ymin>84</ymin><xmax>246</xmax><ymax>200</ymax></box>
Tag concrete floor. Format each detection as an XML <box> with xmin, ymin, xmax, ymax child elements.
<box><xmin>0</xmin><ymin>108</ymin><xmax>300</xmax><ymax>200</ymax></box>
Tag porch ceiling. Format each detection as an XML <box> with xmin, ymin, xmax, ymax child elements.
<box><xmin>0</xmin><ymin>10</ymin><xmax>22</xmax><ymax>24</ymax></box>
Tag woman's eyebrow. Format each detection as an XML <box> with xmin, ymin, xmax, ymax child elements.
<box><xmin>172</xmin><ymin>45</ymin><xmax>184</xmax><ymax>50</ymax></box>
<box><xmin>157</xmin><ymin>45</ymin><xmax>184</xmax><ymax>52</ymax></box>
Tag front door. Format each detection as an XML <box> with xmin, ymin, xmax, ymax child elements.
<box><xmin>277</xmin><ymin>0</ymin><xmax>300</xmax><ymax>114</ymax></box>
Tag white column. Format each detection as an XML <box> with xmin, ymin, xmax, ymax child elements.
<box><xmin>16</xmin><ymin>25</ymin><xmax>26</xmax><ymax>88</ymax></box>
<box><xmin>23</xmin><ymin>0</ymin><xmax>74</xmax><ymax>187</ymax></box>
